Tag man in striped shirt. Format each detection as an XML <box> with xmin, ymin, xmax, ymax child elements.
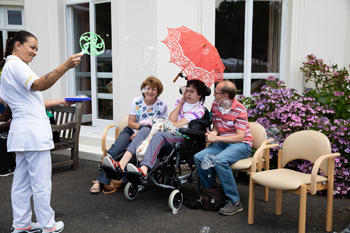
<box><xmin>194</xmin><ymin>81</ymin><xmax>253</xmax><ymax>216</ymax></box>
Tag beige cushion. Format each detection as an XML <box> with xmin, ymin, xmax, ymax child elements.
<box><xmin>251</xmin><ymin>168</ymin><xmax>328</xmax><ymax>190</ymax></box>
<box><xmin>230</xmin><ymin>158</ymin><xmax>253</xmax><ymax>170</ymax></box>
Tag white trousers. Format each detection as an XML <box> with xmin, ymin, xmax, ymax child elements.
<box><xmin>12</xmin><ymin>150</ymin><xmax>55</xmax><ymax>228</ymax></box>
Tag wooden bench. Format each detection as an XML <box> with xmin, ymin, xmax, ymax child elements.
<box><xmin>48</xmin><ymin>103</ymin><xmax>83</xmax><ymax>170</ymax></box>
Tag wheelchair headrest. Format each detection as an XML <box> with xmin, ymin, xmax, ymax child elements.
<box><xmin>179</xmin><ymin>86</ymin><xmax>211</xmax><ymax>96</ymax></box>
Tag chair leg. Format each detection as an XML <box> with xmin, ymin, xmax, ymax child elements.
<box><xmin>71</xmin><ymin>146</ymin><xmax>79</xmax><ymax>171</ymax></box>
<box><xmin>248</xmin><ymin>176</ymin><xmax>256</xmax><ymax>224</ymax></box>
<box><xmin>299</xmin><ymin>185</ymin><xmax>307</xmax><ymax>233</ymax></box>
<box><xmin>276</xmin><ymin>190</ymin><xmax>282</xmax><ymax>215</ymax></box>
<box><xmin>264</xmin><ymin>187</ymin><xmax>269</xmax><ymax>202</ymax></box>
<box><xmin>326</xmin><ymin>186</ymin><xmax>333</xmax><ymax>232</ymax></box>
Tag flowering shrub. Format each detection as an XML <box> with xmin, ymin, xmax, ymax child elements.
<box><xmin>301</xmin><ymin>54</ymin><xmax>350</xmax><ymax>120</ymax></box>
<box><xmin>238</xmin><ymin>73</ymin><xmax>350</xmax><ymax>198</ymax></box>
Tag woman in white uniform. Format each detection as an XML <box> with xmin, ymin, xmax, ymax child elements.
<box><xmin>0</xmin><ymin>30</ymin><xmax>82</xmax><ymax>233</ymax></box>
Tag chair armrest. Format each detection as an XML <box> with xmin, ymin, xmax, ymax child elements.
<box><xmin>250</xmin><ymin>141</ymin><xmax>279</xmax><ymax>172</ymax></box>
<box><xmin>51</xmin><ymin>121</ymin><xmax>77</xmax><ymax>131</ymax></box>
<box><xmin>102</xmin><ymin>124</ymin><xmax>116</xmax><ymax>152</ymax></box>
<box><xmin>178</xmin><ymin>128</ymin><xmax>206</xmax><ymax>137</ymax></box>
<box><xmin>310</xmin><ymin>152</ymin><xmax>340</xmax><ymax>195</ymax></box>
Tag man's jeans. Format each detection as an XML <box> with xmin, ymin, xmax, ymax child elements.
<box><xmin>193</xmin><ymin>142</ymin><xmax>252</xmax><ymax>203</ymax></box>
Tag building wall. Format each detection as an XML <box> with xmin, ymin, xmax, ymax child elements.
<box><xmin>10</xmin><ymin>0</ymin><xmax>349</xmax><ymax>132</ymax></box>
<box><xmin>285</xmin><ymin>0</ymin><xmax>349</xmax><ymax>90</ymax></box>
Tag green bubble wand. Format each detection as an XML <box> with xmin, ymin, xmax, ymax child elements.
<box><xmin>78</xmin><ymin>32</ymin><xmax>105</xmax><ymax>56</ymax></box>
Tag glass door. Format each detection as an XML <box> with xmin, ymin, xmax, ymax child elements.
<box><xmin>67</xmin><ymin>1</ymin><xmax>112</xmax><ymax>128</ymax></box>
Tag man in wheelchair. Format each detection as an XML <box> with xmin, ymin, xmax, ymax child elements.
<box><xmin>194</xmin><ymin>81</ymin><xmax>253</xmax><ymax>216</ymax></box>
<box><xmin>101</xmin><ymin>80</ymin><xmax>209</xmax><ymax>199</ymax></box>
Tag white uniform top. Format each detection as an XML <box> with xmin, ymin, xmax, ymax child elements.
<box><xmin>0</xmin><ymin>55</ymin><xmax>54</xmax><ymax>152</ymax></box>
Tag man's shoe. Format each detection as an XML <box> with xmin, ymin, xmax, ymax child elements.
<box><xmin>219</xmin><ymin>201</ymin><xmax>243</xmax><ymax>216</ymax></box>
<box><xmin>42</xmin><ymin>221</ymin><xmax>64</xmax><ymax>233</ymax></box>
<box><xmin>103</xmin><ymin>153</ymin><xmax>120</xmax><ymax>170</ymax></box>
<box><xmin>0</xmin><ymin>168</ymin><xmax>14</xmax><ymax>177</ymax></box>
<box><xmin>11</xmin><ymin>222</ymin><xmax>40</xmax><ymax>233</ymax></box>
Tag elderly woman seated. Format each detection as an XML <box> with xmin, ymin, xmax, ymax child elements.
<box><xmin>104</xmin><ymin>79</ymin><xmax>207</xmax><ymax>177</ymax></box>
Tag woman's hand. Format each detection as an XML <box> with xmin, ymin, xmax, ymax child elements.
<box><xmin>62</xmin><ymin>98</ymin><xmax>77</xmax><ymax>106</ymax></box>
<box><xmin>130</xmin><ymin>131</ymin><xmax>138</xmax><ymax>140</ymax></box>
<box><xmin>63</xmin><ymin>53</ymin><xmax>83</xmax><ymax>70</ymax></box>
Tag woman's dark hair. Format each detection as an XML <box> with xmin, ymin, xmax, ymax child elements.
<box><xmin>0</xmin><ymin>30</ymin><xmax>37</xmax><ymax>69</ymax></box>
<box><xmin>186</xmin><ymin>79</ymin><xmax>207</xmax><ymax>103</ymax></box>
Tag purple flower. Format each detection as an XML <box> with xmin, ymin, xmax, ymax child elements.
<box><xmin>333</xmin><ymin>91</ymin><xmax>344</xmax><ymax>97</ymax></box>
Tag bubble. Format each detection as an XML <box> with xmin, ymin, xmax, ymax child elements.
<box><xmin>267</xmin><ymin>126</ymin><xmax>281</xmax><ymax>143</ymax></box>
<box><xmin>203</xmin><ymin>48</ymin><xmax>210</xmax><ymax>55</ymax></box>
<box><xmin>106</xmin><ymin>33</ymin><xmax>109</xmax><ymax>37</ymax></box>
<box><xmin>200</xmin><ymin>226</ymin><xmax>211</xmax><ymax>233</ymax></box>
<box><xmin>201</xmin><ymin>154</ymin><xmax>217</xmax><ymax>170</ymax></box>
<box><xmin>138</xmin><ymin>60</ymin><xmax>149</xmax><ymax>72</ymax></box>
<box><xmin>143</xmin><ymin>52</ymin><xmax>153</xmax><ymax>62</ymax></box>
<box><xmin>151</xmin><ymin>63</ymin><xmax>157</xmax><ymax>70</ymax></box>
<box><xmin>208</xmin><ymin>174</ymin><xmax>211</xmax><ymax>178</ymax></box>
<box><xmin>119</xmin><ymin>45</ymin><xmax>125</xmax><ymax>54</ymax></box>
<box><xmin>211</xmin><ymin>198</ymin><xmax>215</xmax><ymax>203</ymax></box>
<box><xmin>172</xmin><ymin>209</ymin><xmax>178</xmax><ymax>214</ymax></box>
<box><xmin>106</xmin><ymin>50</ymin><xmax>110</xmax><ymax>54</ymax></box>
<box><xmin>124</xmin><ymin>35</ymin><xmax>130</xmax><ymax>42</ymax></box>
<box><xmin>114</xmin><ymin>56</ymin><xmax>120</xmax><ymax>63</ymax></box>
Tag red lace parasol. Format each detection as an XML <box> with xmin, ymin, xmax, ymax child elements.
<box><xmin>162</xmin><ymin>26</ymin><xmax>225</xmax><ymax>87</ymax></box>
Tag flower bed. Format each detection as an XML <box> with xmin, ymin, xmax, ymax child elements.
<box><xmin>238</xmin><ymin>55</ymin><xmax>350</xmax><ymax>198</ymax></box>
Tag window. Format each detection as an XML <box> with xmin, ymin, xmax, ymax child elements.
<box><xmin>66</xmin><ymin>1</ymin><xmax>112</xmax><ymax>127</ymax></box>
<box><xmin>0</xmin><ymin>6</ymin><xmax>25</xmax><ymax>57</ymax></box>
<box><xmin>215</xmin><ymin>0</ymin><xmax>286</xmax><ymax>96</ymax></box>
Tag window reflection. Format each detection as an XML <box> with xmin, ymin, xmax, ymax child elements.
<box><xmin>8</xmin><ymin>10</ymin><xmax>22</xmax><ymax>25</ymax></box>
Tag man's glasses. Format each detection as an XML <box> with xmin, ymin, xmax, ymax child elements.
<box><xmin>214</xmin><ymin>91</ymin><xmax>224</xmax><ymax>95</ymax></box>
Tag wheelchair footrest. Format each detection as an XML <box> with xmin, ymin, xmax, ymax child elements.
<box><xmin>100</xmin><ymin>164</ymin><xmax>125</xmax><ymax>180</ymax></box>
<box><xmin>124</xmin><ymin>172</ymin><xmax>148</xmax><ymax>186</ymax></box>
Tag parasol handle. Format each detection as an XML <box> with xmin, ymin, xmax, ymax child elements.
<box><xmin>173</xmin><ymin>60</ymin><xmax>191</xmax><ymax>83</ymax></box>
<box><xmin>173</xmin><ymin>72</ymin><xmax>182</xmax><ymax>83</ymax></box>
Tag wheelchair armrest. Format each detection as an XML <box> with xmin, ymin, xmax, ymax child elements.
<box><xmin>178</xmin><ymin>128</ymin><xmax>206</xmax><ymax>137</ymax></box>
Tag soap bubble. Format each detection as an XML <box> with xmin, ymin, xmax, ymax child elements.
<box><xmin>143</xmin><ymin>52</ymin><xmax>153</xmax><ymax>62</ymax></box>
<box><xmin>201</xmin><ymin>154</ymin><xmax>217</xmax><ymax>170</ymax></box>
<box><xmin>172</xmin><ymin>209</ymin><xmax>178</xmax><ymax>214</ymax></box>
<box><xmin>119</xmin><ymin>45</ymin><xmax>125</xmax><ymax>54</ymax></box>
<box><xmin>114</xmin><ymin>56</ymin><xmax>120</xmax><ymax>63</ymax></box>
<box><xmin>267</xmin><ymin>126</ymin><xmax>281</xmax><ymax>143</ymax></box>
<box><xmin>124</xmin><ymin>35</ymin><xmax>130</xmax><ymax>42</ymax></box>
<box><xmin>208</xmin><ymin>174</ymin><xmax>211</xmax><ymax>178</ymax></box>
<box><xmin>138</xmin><ymin>60</ymin><xmax>149</xmax><ymax>72</ymax></box>
<box><xmin>200</xmin><ymin>226</ymin><xmax>211</xmax><ymax>233</ymax></box>
<box><xmin>151</xmin><ymin>63</ymin><xmax>157</xmax><ymax>70</ymax></box>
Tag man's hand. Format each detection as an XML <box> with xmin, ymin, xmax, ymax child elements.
<box><xmin>206</xmin><ymin>130</ymin><xmax>218</xmax><ymax>143</ymax></box>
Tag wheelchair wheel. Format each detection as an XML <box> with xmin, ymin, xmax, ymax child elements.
<box><xmin>168</xmin><ymin>189</ymin><xmax>183</xmax><ymax>211</ymax></box>
<box><xmin>124</xmin><ymin>182</ymin><xmax>139</xmax><ymax>200</ymax></box>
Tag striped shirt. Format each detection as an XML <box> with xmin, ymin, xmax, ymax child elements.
<box><xmin>211</xmin><ymin>98</ymin><xmax>253</xmax><ymax>147</ymax></box>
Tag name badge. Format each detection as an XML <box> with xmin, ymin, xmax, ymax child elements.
<box><xmin>227</xmin><ymin>121</ymin><xmax>234</xmax><ymax>126</ymax></box>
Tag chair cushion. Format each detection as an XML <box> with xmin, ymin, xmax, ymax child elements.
<box><xmin>251</xmin><ymin>168</ymin><xmax>328</xmax><ymax>190</ymax></box>
<box><xmin>230</xmin><ymin>157</ymin><xmax>253</xmax><ymax>170</ymax></box>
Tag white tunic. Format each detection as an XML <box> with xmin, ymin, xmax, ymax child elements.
<box><xmin>0</xmin><ymin>55</ymin><xmax>54</xmax><ymax>152</ymax></box>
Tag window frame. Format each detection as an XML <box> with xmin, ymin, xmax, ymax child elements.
<box><xmin>218</xmin><ymin>0</ymin><xmax>287</xmax><ymax>96</ymax></box>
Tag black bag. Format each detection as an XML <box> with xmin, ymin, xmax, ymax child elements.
<box><xmin>183</xmin><ymin>184</ymin><xmax>229</xmax><ymax>211</ymax></box>
<box><xmin>198</xmin><ymin>185</ymin><xmax>229</xmax><ymax>211</ymax></box>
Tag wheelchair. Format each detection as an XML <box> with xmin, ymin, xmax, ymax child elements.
<box><xmin>100</xmin><ymin>108</ymin><xmax>211</xmax><ymax>212</ymax></box>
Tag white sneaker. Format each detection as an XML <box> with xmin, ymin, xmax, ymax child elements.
<box><xmin>11</xmin><ymin>222</ymin><xmax>40</xmax><ymax>233</ymax></box>
<box><xmin>42</xmin><ymin>221</ymin><xmax>64</xmax><ymax>232</ymax></box>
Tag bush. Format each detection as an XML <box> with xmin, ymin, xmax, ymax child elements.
<box><xmin>239</xmin><ymin>63</ymin><xmax>350</xmax><ymax>198</ymax></box>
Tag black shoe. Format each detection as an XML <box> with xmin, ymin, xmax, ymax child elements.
<box><xmin>0</xmin><ymin>169</ymin><xmax>14</xmax><ymax>177</ymax></box>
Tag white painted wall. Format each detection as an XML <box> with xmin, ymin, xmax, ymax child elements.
<box><xmin>24</xmin><ymin>0</ymin><xmax>69</xmax><ymax>101</ymax></box>
<box><xmin>14</xmin><ymin>0</ymin><xmax>349</xmax><ymax>133</ymax></box>
<box><xmin>285</xmin><ymin>0</ymin><xmax>349</xmax><ymax>91</ymax></box>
